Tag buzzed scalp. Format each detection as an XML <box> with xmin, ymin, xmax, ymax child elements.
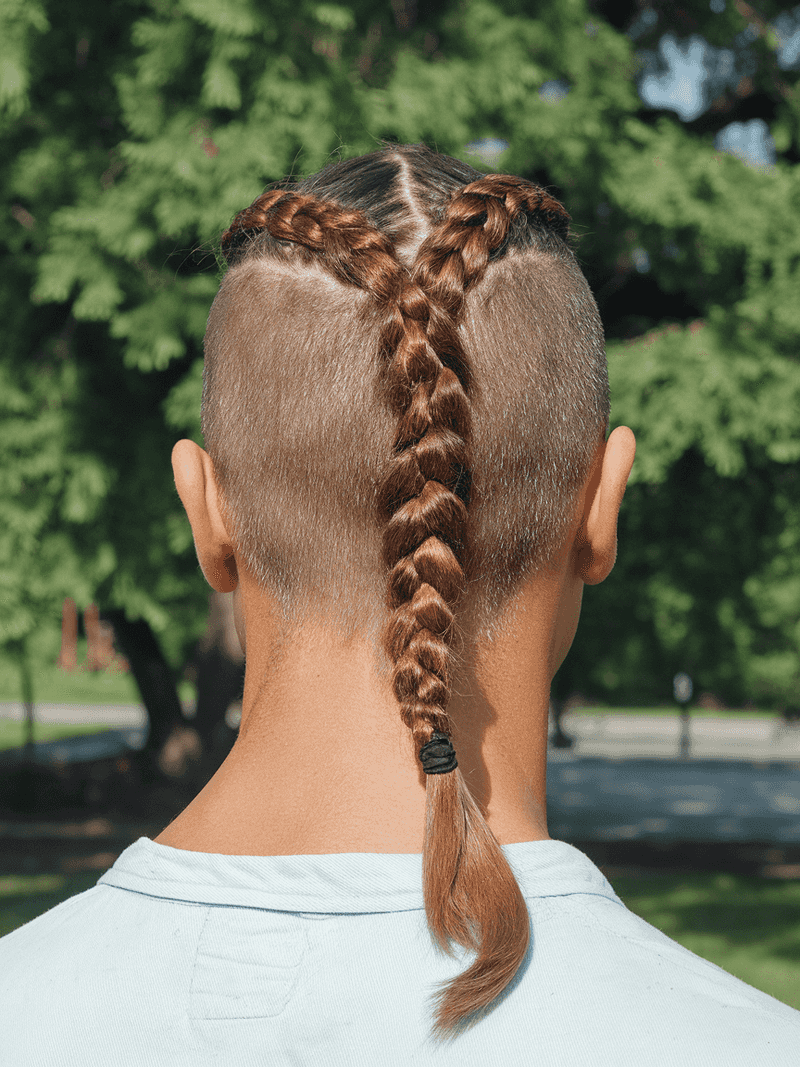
<box><xmin>203</xmin><ymin>158</ymin><xmax>607</xmax><ymax>637</ymax></box>
<box><xmin>203</xmin><ymin>259</ymin><xmax>393</xmax><ymax>633</ymax></box>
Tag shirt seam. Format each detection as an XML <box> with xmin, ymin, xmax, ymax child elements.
<box><xmin>98</xmin><ymin>876</ymin><xmax>621</xmax><ymax>913</ymax></box>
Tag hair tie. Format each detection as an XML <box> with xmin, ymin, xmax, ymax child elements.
<box><xmin>419</xmin><ymin>732</ymin><xmax>458</xmax><ymax>775</ymax></box>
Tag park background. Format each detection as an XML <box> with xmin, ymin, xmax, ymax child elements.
<box><xmin>1</xmin><ymin>0</ymin><xmax>800</xmax><ymax>1015</ymax></box>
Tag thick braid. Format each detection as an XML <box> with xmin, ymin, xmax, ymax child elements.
<box><xmin>378</xmin><ymin>272</ymin><xmax>471</xmax><ymax>759</ymax></box>
<box><xmin>381</xmin><ymin>176</ymin><xmax>571</xmax><ymax>767</ymax></box>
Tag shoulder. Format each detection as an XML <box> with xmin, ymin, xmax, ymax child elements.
<box><xmin>0</xmin><ymin>881</ymin><xmax>196</xmax><ymax>990</ymax></box>
<box><xmin>554</xmin><ymin>891</ymin><xmax>800</xmax><ymax>1024</ymax></box>
<box><xmin>467</xmin><ymin>890</ymin><xmax>800</xmax><ymax>1065</ymax></box>
<box><xmin>0</xmin><ymin>887</ymin><xmax>96</xmax><ymax>969</ymax></box>
<box><xmin>0</xmin><ymin>883</ymin><xmax>206</xmax><ymax>1063</ymax></box>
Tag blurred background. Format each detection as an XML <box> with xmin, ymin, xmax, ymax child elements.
<box><xmin>1</xmin><ymin>0</ymin><xmax>799</xmax><ymax>1011</ymax></box>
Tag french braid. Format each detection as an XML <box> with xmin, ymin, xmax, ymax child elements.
<box><xmin>380</xmin><ymin>176</ymin><xmax>571</xmax><ymax>1038</ymax></box>
<box><xmin>382</xmin><ymin>176</ymin><xmax>571</xmax><ymax>757</ymax></box>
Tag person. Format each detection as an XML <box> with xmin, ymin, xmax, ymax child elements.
<box><xmin>1</xmin><ymin>143</ymin><xmax>798</xmax><ymax>1065</ymax></box>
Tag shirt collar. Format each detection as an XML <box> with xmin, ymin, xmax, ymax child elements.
<box><xmin>98</xmin><ymin>836</ymin><xmax>620</xmax><ymax>914</ymax></box>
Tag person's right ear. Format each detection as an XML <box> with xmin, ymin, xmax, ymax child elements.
<box><xmin>575</xmin><ymin>426</ymin><xmax>636</xmax><ymax>586</ymax></box>
<box><xmin>171</xmin><ymin>439</ymin><xmax>239</xmax><ymax>593</ymax></box>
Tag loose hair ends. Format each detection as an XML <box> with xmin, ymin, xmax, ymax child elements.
<box><xmin>423</xmin><ymin>770</ymin><xmax>530</xmax><ymax>1041</ymax></box>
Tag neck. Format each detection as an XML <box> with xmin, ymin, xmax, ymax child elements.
<box><xmin>155</xmin><ymin>576</ymin><xmax>566</xmax><ymax>856</ymax></box>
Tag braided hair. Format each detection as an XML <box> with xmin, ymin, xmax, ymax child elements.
<box><xmin>210</xmin><ymin>145</ymin><xmax>607</xmax><ymax>1040</ymax></box>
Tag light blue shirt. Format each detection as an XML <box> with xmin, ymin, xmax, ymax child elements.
<box><xmin>1</xmin><ymin>836</ymin><xmax>798</xmax><ymax>1065</ymax></box>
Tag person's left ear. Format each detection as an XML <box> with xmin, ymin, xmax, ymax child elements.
<box><xmin>574</xmin><ymin>426</ymin><xmax>636</xmax><ymax>586</ymax></box>
<box><xmin>172</xmin><ymin>439</ymin><xmax>239</xmax><ymax>593</ymax></box>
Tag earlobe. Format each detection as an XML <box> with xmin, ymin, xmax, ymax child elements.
<box><xmin>172</xmin><ymin>439</ymin><xmax>239</xmax><ymax>593</ymax></box>
<box><xmin>575</xmin><ymin>426</ymin><xmax>636</xmax><ymax>586</ymax></box>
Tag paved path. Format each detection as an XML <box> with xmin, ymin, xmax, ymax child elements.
<box><xmin>556</xmin><ymin>711</ymin><xmax>800</xmax><ymax>762</ymax></box>
<box><xmin>548</xmin><ymin>713</ymin><xmax>800</xmax><ymax>844</ymax></box>
<box><xmin>547</xmin><ymin>751</ymin><xmax>800</xmax><ymax>844</ymax></box>
<box><xmin>2</xmin><ymin>704</ymin><xmax>799</xmax><ymax>845</ymax></box>
<box><xmin>0</xmin><ymin>703</ymin><xmax>148</xmax><ymax>768</ymax></box>
<box><xmin>0</xmin><ymin>702</ymin><xmax>147</xmax><ymax>728</ymax></box>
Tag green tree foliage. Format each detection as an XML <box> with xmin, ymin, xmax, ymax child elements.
<box><xmin>565</xmin><ymin>4</ymin><xmax>800</xmax><ymax>708</ymax></box>
<box><xmin>1</xmin><ymin>0</ymin><xmax>798</xmax><ymax>704</ymax></box>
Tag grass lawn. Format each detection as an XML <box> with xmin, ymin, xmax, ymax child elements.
<box><xmin>0</xmin><ymin>720</ymin><xmax>114</xmax><ymax>751</ymax></box>
<box><xmin>0</xmin><ymin>647</ymin><xmax>195</xmax><ymax>710</ymax></box>
<box><xmin>0</xmin><ymin>644</ymin><xmax>140</xmax><ymax>705</ymax></box>
<box><xmin>0</xmin><ymin>865</ymin><xmax>797</xmax><ymax>1012</ymax></box>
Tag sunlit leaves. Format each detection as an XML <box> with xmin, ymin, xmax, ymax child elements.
<box><xmin>609</xmin><ymin>316</ymin><xmax>800</xmax><ymax>482</ymax></box>
<box><xmin>0</xmin><ymin>359</ymin><xmax>112</xmax><ymax>645</ymax></box>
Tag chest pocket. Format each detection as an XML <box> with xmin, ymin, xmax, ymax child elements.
<box><xmin>189</xmin><ymin>906</ymin><xmax>308</xmax><ymax>1019</ymax></box>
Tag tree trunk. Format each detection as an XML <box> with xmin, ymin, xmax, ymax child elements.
<box><xmin>18</xmin><ymin>638</ymin><xmax>35</xmax><ymax>757</ymax></box>
<box><xmin>58</xmin><ymin>597</ymin><xmax>78</xmax><ymax>671</ymax></box>
<box><xmin>191</xmin><ymin>592</ymin><xmax>245</xmax><ymax>754</ymax></box>
<box><xmin>101</xmin><ymin>610</ymin><xmax>185</xmax><ymax>753</ymax></box>
<box><xmin>549</xmin><ymin>669</ymin><xmax>575</xmax><ymax>749</ymax></box>
<box><xmin>550</xmin><ymin>695</ymin><xmax>574</xmax><ymax>749</ymax></box>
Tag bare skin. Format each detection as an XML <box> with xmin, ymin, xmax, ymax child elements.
<box><xmin>154</xmin><ymin>426</ymin><xmax>635</xmax><ymax>856</ymax></box>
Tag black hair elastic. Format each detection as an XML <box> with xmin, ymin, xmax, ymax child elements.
<box><xmin>419</xmin><ymin>732</ymin><xmax>458</xmax><ymax>775</ymax></box>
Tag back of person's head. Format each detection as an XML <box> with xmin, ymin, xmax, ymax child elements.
<box><xmin>202</xmin><ymin>143</ymin><xmax>609</xmax><ymax>1040</ymax></box>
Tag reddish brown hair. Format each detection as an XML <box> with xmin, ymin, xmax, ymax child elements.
<box><xmin>204</xmin><ymin>145</ymin><xmax>608</xmax><ymax>1040</ymax></box>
